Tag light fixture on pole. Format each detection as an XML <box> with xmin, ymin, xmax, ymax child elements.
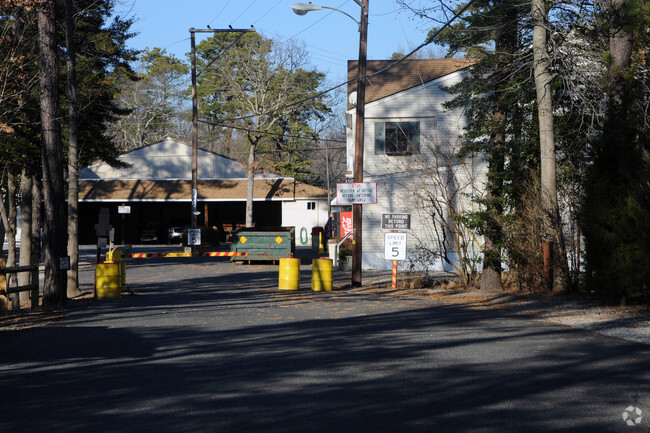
<box><xmin>290</xmin><ymin>1</ymin><xmax>368</xmax><ymax>287</ymax></box>
<box><xmin>291</xmin><ymin>2</ymin><xmax>362</xmax><ymax>29</ymax></box>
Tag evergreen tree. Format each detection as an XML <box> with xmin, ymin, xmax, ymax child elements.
<box><xmin>425</xmin><ymin>0</ymin><xmax>538</xmax><ymax>291</ymax></box>
<box><xmin>404</xmin><ymin>0</ymin><xmax>603</xmax><ymax>291</ymax></box>
<box><xmin>580</xmin><ymin>0</ymin><xmax>650</xmax><ymax>302</ymax></box>
<box><xmin>1</xmin><ymin>0</ymin><xmax>136</xmax><ymax>305</ymax></box>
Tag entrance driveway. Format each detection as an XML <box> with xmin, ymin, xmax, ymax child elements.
<box><xmin>1</xmin><ymin>246</ymin><xmax>649</xmax><ymax>432</ymax></box>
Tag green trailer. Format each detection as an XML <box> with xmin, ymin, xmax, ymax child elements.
<box><xmin>230</xmin><ymin>227</ymin><xmax>295</xmax><ymax>263</ymax></box>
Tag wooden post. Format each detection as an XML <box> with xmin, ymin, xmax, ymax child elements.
<box><xmin>0</xmin><ymin>258</ymin><xmax>7</xmax><ymax>314</ymax></box>
<box><xmin>30</xmin><ymin>256</ymin><xmax>39</xmax><ymax>309</ymax></box>
<box><xmin>541</xmin><ymin>241</ymin><xmax>552</xmax><ymax>290</ymax></box>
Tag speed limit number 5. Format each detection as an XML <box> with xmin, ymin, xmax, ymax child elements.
<box><xmin>384</xmin><ymin>233</ymin><xmax>407</xmax><ymax>261</ymax></box>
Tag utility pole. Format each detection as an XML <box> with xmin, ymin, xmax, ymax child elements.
<box><xmin>352</xmin><ymin>0</ymin><xmax>368</xmax><ymax>287</ymax></box>
<box><xmin>189</xmin><ymin>27</ymin><xmax>255</xmax><ymax>242</ymax></box>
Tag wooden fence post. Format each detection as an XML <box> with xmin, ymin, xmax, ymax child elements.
<box><xmin>31</xmin><ymin>258</ymin><xmax>39</xmax><ymax>309</ymax></box>
<box><xmin>0</xmin><ymin>258</ymin><xmax>7</xmax><ymax>314</ymax></box>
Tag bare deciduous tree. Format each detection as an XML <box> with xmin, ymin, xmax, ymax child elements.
<box><xmin>403</xmin><ymin>134</ymin><xmax>484</xmax><ymax>287</ymax></box>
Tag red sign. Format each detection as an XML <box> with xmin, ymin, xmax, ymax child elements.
<box><xmin>340</xmin><ymin>212</ymin><xmax>353</xmax><ymax>236</ymax></box>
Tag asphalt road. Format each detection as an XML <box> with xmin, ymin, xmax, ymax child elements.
<box><xmin>1</xmin><ymin>246</ymin><xmax>649</xmax><ymax>432</ymax></box>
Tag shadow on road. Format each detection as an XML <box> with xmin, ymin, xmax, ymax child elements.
<box><xmin>1</xmin><ymin>257</ymin><xmax>648</xmax><ymax>432</ymax></box>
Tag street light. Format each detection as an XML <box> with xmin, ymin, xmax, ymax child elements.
<box><xmin>291</xmin><ymin>1</ymin><xmax>368</xmax><ymax>287</ymax></box>
<box><xmin>291</xmin><ymin>2</ymin><xmax>362</xmax><ymax>29</ymax></box>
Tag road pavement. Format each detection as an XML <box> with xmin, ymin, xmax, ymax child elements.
<box><xmin>1</xmin><ymin>246</ymin><xmax>649</xmax><ymax>432</ymax></box>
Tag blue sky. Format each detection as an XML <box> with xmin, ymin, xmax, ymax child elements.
<box><xmin>118</xmin><ymin>0</ymin><xmax>436</xmax><ymax>82</ymax></box>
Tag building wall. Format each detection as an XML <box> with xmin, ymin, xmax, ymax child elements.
<box><xmin>282</xmin><ymin>199</ymin><xmax>329</xmax><ymax>247</ymax></box>
<box><xmin>346</xmin><ymin>70</ymin><xmax>487</xmax><ymax>271</ymax></box>
<box><xmin>361</xmin><ymin>161</ymin><xmax>486</xmax><ymax>271</ymax></box>
<box><xmin>361</xmin><ymin>71</ymin><xmax>467</xmax><ymax>179</ymax></box>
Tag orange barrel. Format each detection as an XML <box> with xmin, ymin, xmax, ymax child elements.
<box><xmin>311</xmin><ymin>258</ymin><xmax>333</xmax><ymax>291</ymax></box>
<box><xmin>95</xmin><ymin>262</ymin><xmax>121</xmax><ymax>299</ymax></box>
<box><xmin>278</xmin><ymin>257</ymin><xmax>300</xmax><ymax>291</ymax></box>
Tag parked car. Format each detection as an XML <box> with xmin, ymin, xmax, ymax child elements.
<box><xmin>140</xmin><ymin>228</ymin><xmax>158</xmax><ymax>244</ymax></box>
<box><xmin>168</xmin><ymin>226</ymin><xmax>186</xmax><ymax>244</ymax></box>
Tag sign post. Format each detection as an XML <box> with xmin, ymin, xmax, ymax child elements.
<box><xmin>384</xmin><ymin>232</ymin><xmax>407</xmax><ymax>288</ymax></box>
<box><xmin>336</xmin><ymin>182</ymin><xmax>378</xmax><ymax>288</ymax></box>
<box><xmin>118</xmin><ymin>205</ymin><xmax>130</xmax><ymax>244</ymax></box>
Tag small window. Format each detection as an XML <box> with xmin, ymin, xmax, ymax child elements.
<box><xmin>307</xmin><ymin>202</ymin><xmax>316</xmax><ymax>210</ymax></box>
<box><xmin>375</xmin><ymin>121</ymin><xmax>420</xmax><ymax>156</ymax></box>
<box><xmin>386</xmin><ymin>122</ymin><xmax>414</xmax><ymax>155</ymax></box>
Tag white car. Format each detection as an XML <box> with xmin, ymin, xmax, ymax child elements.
<box><xmin>167</xmin><ymin>226</ymin><xmax>185</xmax><ymax>244</ymax></box>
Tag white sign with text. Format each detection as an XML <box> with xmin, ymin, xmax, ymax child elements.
<box><xmin>336</xmin><ymin>183</ymin><xmax>378</xmax><ymax>204</ymax></box>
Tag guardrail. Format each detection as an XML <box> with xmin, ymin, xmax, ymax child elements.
<box><xmin>0</xmin><ymin>258</ymin><xmax>39</xmax><ymax>314</ymax></box>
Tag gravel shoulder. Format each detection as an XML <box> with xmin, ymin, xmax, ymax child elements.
<box><xmin>353</xmin><ymin>281</ymin><xmax>650</xmax><ymax>346</ymax></box>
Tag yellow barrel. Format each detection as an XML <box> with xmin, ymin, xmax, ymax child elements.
<box><xmin>311</xmin><ymin>258</ymin><xmax>333</xmax><ymax>291</ymax></box>
<box><xmin>278</xmin><ymin>257</ymin><xmax>300</xmax><ymax>291</ymax></box>
<box><xmin>119</xmin><ymin>261</ymin><xmax>127</xmax><ymax>290</ymax></box>
<box><xmin>95</xmin><ymin>262</ymin><xmax>121</xmax><ymax>299</ymax></box>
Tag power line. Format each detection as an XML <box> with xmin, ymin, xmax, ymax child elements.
<box><xmin>252</xmin><ymin>0</ymin><xmax>284</xmax><ymax>25</ymax></box>
<box><xmin>230</xmin><ymin>0</ymin><xmax>258</xmax><ymax>26</ymax></box>
<box><xmin>207</xmin><ymin>0</ymin><xmax>233</xmax><ymax>27</ymax></box>
<box><xmin>198</xmin><ymin>117</ymin><xmax>347</xmax><ymax>144</ymax></box>
<box><xmin>213</xmin><ymin>0</ymin><xmax>478</xmax><ymax>125</ymax></box>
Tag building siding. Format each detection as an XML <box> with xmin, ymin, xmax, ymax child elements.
<box><xmin>346</xmin><ymin>66</ymin><xmax>486</xmax><ymax>271</ymax></box>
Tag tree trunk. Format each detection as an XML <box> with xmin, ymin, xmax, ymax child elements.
<box><xmin>608</xmin><ymin>0</ymin><xmax>632</xmax><ymax>114</ymax></box>
<box><xmin>480</xmin><ymin>190</ymin><xmax>503</xmax><ymax>292</ymax></box>
<box><xmin>480</xmin><ymin>108</ymin><xmax>506</xmax><ymax>292</ymax></box>
<box><xmin>224</xmin><ymin>125</ymin><xmax>233</xmax><ymax>157</ymax></box>
<box><xmin>1</xmin><ymin>173</ymin><xmax>17</xmax><ymax>307</ymax></box>
<box><xmin>532</xmin><ymin>0</ymin><xmax>567</xmax><ymax>293</ymax></box>
<box><xmin>18</xmin><ymin>171</ymin><xmax>33</xmax><ymax>305</ymax></box>
<box><xmin>37</xmin><ymin>0</ymin><xmax>67</xmax><ymax>307</ymax></box>
<box><xmin>32</xmin><ymin>178</ymin><xmax>43</xmax><ymax>308</ymax></box>
<box><xmin>245</xmin><ymin>142</ymin><xmax>256</xmax><ymax>228</ymax></box>
<box><xmin>6</xmin><ymin>173</ymin><xmax>18</xmax><ymax>308</ymax></box>
<box><xmin>65</xmin><ymin>0</ymin><xmax>81</xmax><ymax>297</ymax></box>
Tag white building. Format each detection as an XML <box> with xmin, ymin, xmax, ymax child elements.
<box><xmin>345</xmin><ymin>59</ymin><xmax>486</xmax><ymax>272</ymax></box>
<box><xmin>77</xmin><ymin>138</ymin><xmax>329</xmax><ymax>245</ymax></box>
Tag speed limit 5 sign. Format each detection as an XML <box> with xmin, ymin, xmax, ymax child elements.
<box><xmin>384</xmin><ymin>232</ymin><xmax>407</xmax><ymax>261</ymax></box>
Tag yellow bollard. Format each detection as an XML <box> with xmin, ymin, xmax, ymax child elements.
<box><xmin>105</xmin><ymin>247</ymin><xmax>127</xmax><ymax>291</ymax></box>
<box><xmin>278</xmin><ymin>257</ymin><xmax>300</xmax><ymax>291</ymax></box>
<box><xmin>318</xmin><ymin>232</ymin><xmax>325</xmax><ymax>253</ymax></box>
<box><xmin>311</xmin><ymin>258</ymin><xmax>333</xmax><ymax>291</ymax></box>
<box><xmin>95</xmin><ymin>262</ymin><xmax>121</xmax><ymax>299</ymax></box>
